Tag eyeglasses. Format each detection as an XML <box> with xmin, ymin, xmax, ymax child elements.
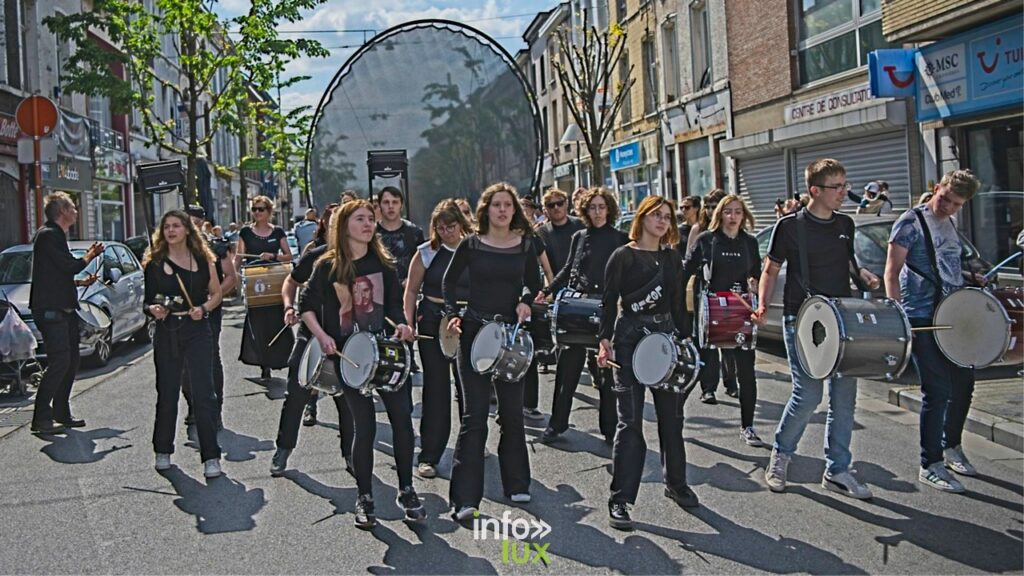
<box><xmin>435</xmin><ymin>223</ymin><xmax>459</xmax><ymax>234</ymax></box>
<box><xmin>819</xmin><ymin>182</ymin><xmax>852</xmax><ymax>192</ymax></box>
<box><xmin>545</xmin><ymin>200</ymin><xmax>566</xmax><ymax>209</ymax></box>
<box><xmin>587</xmin><ymin>204</ymin><xmax>608</xmax><ymax>212</ymax></box>
<box><xmin>682</xmin><ymin>205</ymin><xmax>695</xmax><ymax>210</ymax></box>
<box><xmin>251</xmin><ymin>206</ymin><xmax>268</xmax><ymax>213</ymax></box>
<box><xmin>647</xmin><ymin>212</ymin><xmax>672</xmax><ymax>222</ymax></box>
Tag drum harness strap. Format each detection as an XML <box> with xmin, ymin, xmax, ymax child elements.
<box><xmin>795</xmin><ymin>209</ymin><xmax>868</xmax><ymax>301</ymax></box>
<box><xmin>620</xmin><ymin>249</ymin><xmax>676</xmax><ymax>326</ymax></box>
<box><xmin>910</xmin><ymin>207</ymin><xmax>954</xmax><ymax>310</ymax></box>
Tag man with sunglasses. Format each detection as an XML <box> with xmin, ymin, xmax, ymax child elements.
<box><xmin>676</xmin><ymin>196</ymin><xmax>701</xmax><ymax>257</ymax></box>
<box><xmin>535</xmin><ymin>188</ymin><xmax>584</xmax><ymax>276</ymax></box>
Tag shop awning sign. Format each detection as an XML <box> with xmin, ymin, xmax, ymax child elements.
<box><xmin>610</xmin><ymin>141</ymin><xmax>641</xmax><ymax>172</ymax></box>
<box><xmin>869</xmin><ymin>49</ymin><xmax>917</xmax><ymax>98</ymax></box>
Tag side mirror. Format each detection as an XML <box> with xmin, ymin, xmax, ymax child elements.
<box><xmin>106</xmin><ymin>267</ymin><xmax>123</xmax><ymax>284</ymax></box>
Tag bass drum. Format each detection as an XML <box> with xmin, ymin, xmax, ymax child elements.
<box><xmin>698</xmin><ymin>291</ymin><xmax>757</xmax><ymax>350</ymax></box>
<box><xmin>795</xmin><ymin>296</ymin><xmax>912</xmax><ymax>380</ymax></box>
<box><xmin>551</xmin><ymin>290</ymin><xmax>602</xmax><ymax>349</ymax></box>
<box><xmin>470</xmin><ymin>322</ymin><xmax>534</xmax><ymax>382</ymax></box>
<box><xmin>933</xmin><ymin>287</ymin><xmax>1015</xmax><ymax>368</ymax></box>
<box><xmin>340</xmin><ymin>331</ymin><xmax>411</xmax><ymax>395</ymax></box>
<box><xmin>297</xmin><ymin>338</ymin><xmax>343</xmax><ymax>396</ymax></box>
<box><xmin>631</xmin><ymin>332</ymin><xmax>701</xmax><ymax>392</ymax></box>
<box><xmin>527</xmin><ymin>302</ymin><xmax>554</xmax><ymax>352</ymax></box>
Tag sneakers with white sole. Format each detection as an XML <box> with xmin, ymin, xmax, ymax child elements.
<box><xmin>920</xmin><ymin>461</ymin><xmax>966</xmax><ymax>493</ymax></box>
<box><xmin>416</xmin><ymin>462</ymin><xmax>437</xmax><ymax>479</ymax></box>
<box><xmin>943</xmin><ymin>445</ymin><xmax>977</xmax><ymax>476</ymax></box>
<box><xmin>203</xmin><ymin>458</ymin><xmax>223</xmax><ymax>479</ymax></box>
<box><xmin>453</xmin><ymin>505</ymin><xmax>478</xmax><ymax>522</ymax></box>
<box><xmin>741</xmin><ymin>427</ymin><xmax>764</xmax><ymax>447</ymax></box>
<box><xmin>822</xmin><ymin>470</ymin><xmax>873</xmax><ymax>500</ymax></box>
<box><xmin>764</xmin><ymin>448</ymin><xmax>791</xmax><ymax>492</ymax></box>
<box><xmin>154</xmin><ymin>453</ymin><xmax>172</xmax><ymax>471</ymax></box>
<box><xmin>510</xmin><ymin>493</ymin><xmax>531</xmax><ymax>503</ymax></box>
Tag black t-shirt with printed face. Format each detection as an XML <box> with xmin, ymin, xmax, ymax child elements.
<box><xmin>377</xmin><ymin>220</ymin><xmax>425</xmax><ymax>282</ymax></box>
<box><xmin>300</xmin><ymin>251</ymin><xmax>404</xmax><ymax>342</ymax></box>
<box><xmin>767</xmin><ymin>209</ymin><xmax>857</xmax><ymax>316</ymax></box>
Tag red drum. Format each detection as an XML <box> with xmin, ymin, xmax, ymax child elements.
<box><xmin>698</xmin><ymin>291</ymin><xmax>757</xmax><ymax>350</ymax></box>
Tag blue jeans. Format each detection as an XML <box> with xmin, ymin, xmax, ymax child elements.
<box><xmin>773</xmin><ymin>317</ymin><xmax>857</xmax><ymax>475</ymax></box>
<box><xmin>910</xmin><ymin>317</ymin><xmax>975</xmax><ymax>468</ymax></box>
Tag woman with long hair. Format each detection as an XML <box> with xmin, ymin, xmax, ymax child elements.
<box><xmin>685</xmin><ymin>188</ymin><xmax>726</xmax><ymax>258</ymax></box>
<box><xmin>537</xmin><ymin>187</ymin><xmax>626</xmax><ymax>445</ymax></box>
<box><xmin>443</xmin><ymin>182</ymin><xmax>542</xmax><ymax>521</ymax></box>
<box><xmin>597</xmin><ymin>195</ymin><xmax>698</xmax><ymax>530</ymax></box>
<box><xmin>300</xmin><ymin>200</ymin><xmax>422</xmax><ymax>529</ymax></box>
<box><xmin>683</xmin><ymin>194</ymin><xmax>763</xmax><ymax>444</ymax></box>
<box><xmin>235</xmin><ymin>195</ymin><xmax>294</xmax><ymax>380</ymax></box>
<box><xmin>143</xmin><ymin>210</ymin><xmax>224</xmax><ymax>478</ymax></box>
<box><xmin>403</xmin><ymin>200</ymin><xmax>473</xmax><ymax>479</ymax></box>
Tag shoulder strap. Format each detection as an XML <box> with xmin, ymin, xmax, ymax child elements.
<box><xmin>796</xmin><ymin>210</ymin><xmax>813</xmax><ymax>298</ymax></box>
<box><xmin>912</xmin><ymin>207</ymin><xmax>944</xmax><ymax>307</ymax></box>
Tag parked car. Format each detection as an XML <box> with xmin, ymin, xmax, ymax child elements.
<box><xmin>0</xmin><ymin>241</ymin><xmax>153</xmax><ymax>366</ymax></box>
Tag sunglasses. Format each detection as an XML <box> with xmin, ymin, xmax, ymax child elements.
<box><xmin>251</xmin><ymin>206</ymin><xmax>268</xmax><ymax>213</ymax></box>
<box><xmin>545</xmin><ymin>200</ymin><xmax>566</xmax><ymax>209</ymax></box>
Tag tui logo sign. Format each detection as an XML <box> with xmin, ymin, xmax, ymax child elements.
<box><xmin>868</xmin><ymin>49</ymin><xmax>917</xmax><ymax>98</ymax></box>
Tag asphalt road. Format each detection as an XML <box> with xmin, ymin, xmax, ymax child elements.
<box><xmin>0</xmin><ymin>302</ymin><xmax>1020</xmax><ymax>574</ymax></box>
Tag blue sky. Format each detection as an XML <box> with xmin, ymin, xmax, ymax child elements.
<box><xmin>215</xmin><ymin>0</ymin><xmax>558</xmax><ymax>114</ymax></box>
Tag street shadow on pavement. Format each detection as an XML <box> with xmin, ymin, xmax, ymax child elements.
<box><xmin>639</xmin><ymin>504</ymin><xmax>867</xmax><ymax>574</ymax></box>
<box><xmin>686</xmin><ymin>398</ymin><xmax>866</xmax><ymax>434</ymax></box>
<box><xmin>791</xmin><ymin>486</ymin><xmax>1024</xmax><ymax>572</ymax></box>
<box><xmin>217</xmin><ymin>427</ymin><xmax>274</xmax><ymax>463</ymax></box>
<box><xmin>38</xmin><ymin>426</ymin><xmax>133</xmax><ymax>464</ymax></box>
<box><xmin>283</xmin><ymin>470</ymin><xmax>360</xmax><ymax>523</ymax></box>
<box><xmin>368</xmin><ymin>522</ymin><xmax>498</xmax><ymax>575</ymax></box>
<box><xmin>162</xmin><ymin>467</ymin><xmax>265</xmax><ymax>534</ymax></box>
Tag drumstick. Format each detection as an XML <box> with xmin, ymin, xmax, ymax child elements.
<box><xmin>172</xmin><ymin>272</ymin><xmax>195</xmax><ymax>309</ymax></box>
<box><xmin>416</xmin><ymin>335</ymin><xmax>436</xmax><ymax>340</ymax></box>
<box><xmin>607</xmin><ymin>360</ymin><xmax>622</xmax><ymax>369</ymax></box>
<box><xmin>735</xmin><ymin>295</ymin><xmax>756</xmax><ymax>313</ymax></box>
<box><xmin>268</xmin><ymin>323</ymin><xmax>292</xmax><ymax>346</ymax></box>
<box><xmin>910</xmin><ymin>325</ymin><xmax>953</xmax><ymax>332</ymax></box>
<box><xmin>330</xmin><ymin>350</ymin><xmax>360</xmax><ymax>369</ymax></box>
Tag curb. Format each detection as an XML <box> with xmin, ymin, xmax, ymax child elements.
<box><xmin>888</xmin><ymin>386</ymin><xmax>1024</xmax><ymax>453</ymax></box>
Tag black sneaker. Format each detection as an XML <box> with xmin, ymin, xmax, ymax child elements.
<box><xmin>184</xmin><ymin>411</ymin><xmax>195</xmax><ymax>426</ymax></box>
<box><xmin>700</xmin><ymin>391</ymin><xmax>717</xmax><ymax>405</ymax></box>
<box><xmin>270</xmin><ymin>448</ymin><xmax>291</xmax><ymax>477</ymax></box>
<box><xmin>302</xmin><ymin>404</ymin><xmax>317</xmax><ymax>427</ymax></box>
<box><xmin>397</xmin><ymin>486</ymin><xmax>426</xmax><ymax>522</ymax></box>
<box><xmin>261</xmin><ymin>367</ymin><xmax>272</xmax><ymax>380</ymax></box>
<box><xmin>540</xmin><ymin>427</ymin><xmax>562</xmax><ymax>443</ymax></box>
<box><xmin>608</xmin><ymin>501</ymin><xmax>634</xmax><ymax>531</ymax></box>
<box><xmin>665</xmin><ymin>486</ymin><xmax>700</xmax><ymax>508</ymax></box>
<box><xmin>354</xmin><ymin>494</ymin><xmax>377</xmax><ymax>529</ymax></box>
<box><xmin>725</xmin><ymin>387</ymin><xmax>739</xmax><ymax>398</ymax></box>
<box><xmin>30</xmin><ymin>420</ymin><xmax>67</xmax><ymax>435</ymax></box>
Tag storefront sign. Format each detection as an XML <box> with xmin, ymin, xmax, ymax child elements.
<box><xmin>665</xmin><ymin>88</ymin><xmax>731</xmax><ymax>143</ymax></box>
<box><xmin>553</xmin><ymin>162</ymin><xmax>573</xmax><ymax>179</ymax></box>
<box><xmin>41</xmin><ymin>155</ymin><xmax>93</xmax><ymax>191</ymax></box>
<box><xmin>783</xmin><ymin>83</ymin><xmax>877</xmax><ymax>124</ymax></box>
<box><xmin>917</xmin><ymin>16</ymin><xmax>1022</xmax><ymax>122</ymax></box>
<box><xmin>869</xmin><ymin>49</ymin><xmax>917</xmax><ymax>98</ymax></box>
<box><xmin>610</xmin><ymin>141</ymin><xmax>641</xmax><ymax>171</ymax></box>
<box><xmin>95</xmin><ymin>147</ymin><xmax>129</xmax><ymax>183</ymax></box>
<box><xmin>0</xmin><ymin>113</ymin><xmax>20</xmax><ymax>145</ymax></box>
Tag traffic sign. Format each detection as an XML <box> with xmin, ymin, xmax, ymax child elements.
<box><xmin>15</xmin><ymin>95</ymin><xmax>59</xmax><ymax>137</ymax></box>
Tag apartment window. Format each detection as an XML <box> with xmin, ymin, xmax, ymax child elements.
<box><xmin>551</xmin><ymin>103</ymin><xmax>559</xmax><ymax>150</ymax></box>
<box><xmin>616</xmin><ymin>0</ymin><xmax>627</xmax><ymax>21</ymax></box>
<box><xmin>88</xmin><ymin>94</ymin><xmax>112</xmax><ymax>129</ymax></box>
<box><xmin>542</xmin><ymin>106</ymin><xmax>549</xmax><ymax>152</ymax></box>
<box><xmin>539</xmin><ymin>54</ymin><xmax>547</xmax><ymax>91</ymax></box>
<box><xmin>1</xmin><ymin>1</ymin><xmax>23</xmax><ymax>89</ymax></box>
<box><xmin>55</xmin><ymin>15</ymin><xmax>74</xmax><ymax>108</ymax></box>
<box><xmin>661</xmin><ymin>20</ymin><xmax>680</xmax><ymax>102</ymax></box>
<box><xmin>618</xmin><ymin>50</ymin><xmax>631</xmax><ymax>123</ymax></box>
<box><xmin>596</xmin><ymin>0</ymin><xmax>610</xmax><ymax>29</ymax></box>
<box><xmin>641</xmin><ymin>36</ymin><xmax>657</xmax><ymax>115</ymax></box>
<box><xmin>797</xmin><ymin>0</ymin><xmax>891</xmax><ymax>85</ymax></box>
<box><xmin>690</xmin><ymin>1</ymin><xmax>712</xmax><ymax>91</ymax></box>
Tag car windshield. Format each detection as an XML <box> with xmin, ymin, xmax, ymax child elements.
<box><xmin>0</xmin><ymin>252</ymin><xmax>33</xmax><ymax>283</ymax></box>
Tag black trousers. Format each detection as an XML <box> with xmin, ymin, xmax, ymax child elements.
<box><xmin>524</xmin><ymin>357</ymin><xmax>540</xmax><ymax>411</ymax></box>
<box><xmin>609</xmin><ymin>317</ymin><xmax>689</xmax><ymax>505</ymax></box>
<box><xmin>152</xmin><ymin>317</ymin><xmax>221</xmax><ymax>462</ymax></box>
<box><xmin>699</xmin><ymin>347</ymin><xmax>739</xmax><ymax>394</ymax></box>
<box><xmin>417</xmin><ymin>334</ymin><xmax>463</xmax><ymax>465</ymax></box>
<box><xmin>450</xmin><ymin>318</ymin><xmax>531</xmax><ymax>508</ymax></box>
<box><xmin>33</xmin><ymin>310</ymin><xmax>81</xmax><ymax>423</ymax></box>
<box><xmin>274</xmin><ymin>328</ymin><xmax>353</xmax><ymax>456</ymax></box>
<box><xmin>182</xmin><ymin>307</ymin><xmax>224</xmax><ymax>417</ymax></box>
<box><xmin>343</xmin><ymin>382</ymin><xmax>415</xmax><ymax>496</ymax></box>
<box><xmin>700</xmin><ymin>347</ymin><xmax>757</xmax><ymax>427</ymax></box>
<box><xmin>548</xmin><ymin>345</ymin><xmax>616</xmax><ymax>440</ymax></box>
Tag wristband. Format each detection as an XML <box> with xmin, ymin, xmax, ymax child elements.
<box><xmin>285</xmin><ymin>305</ymin><xmax>295</xmax><ymax>312</ymax></box>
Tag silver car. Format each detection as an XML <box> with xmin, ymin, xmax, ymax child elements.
<box><xmin>0</xmin><ymin>241</ymin><xmax>153</xmax><ymax>366</ymax></box>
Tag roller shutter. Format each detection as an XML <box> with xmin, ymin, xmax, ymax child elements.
<box><xmin>737</xmin><ymin>153</ymin><xmax>787</xmax><ymax>232</ymax></box>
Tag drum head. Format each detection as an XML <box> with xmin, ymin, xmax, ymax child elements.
<box><xmin>439</xmin><ymin>315</ymin><xmax>460</xmax><ymax>359</ymax></box>
<box><xmin>697</xmin><ymin>294</ymin><xmax>710</xmax><ymax>349</ymax></box>
<box><xmin>297</xmin><ymin>339</ymin><xmax>321</xmax><ymax>389</ymax></box>
<box><xmin>795</xmin><ymin>296</ymin><xmax>842</xmax><ymax>380</ymax></box>
<box><xmin>470</xmin><ymin>322</ymin><xmax>506</xmax><ymax>374</ymax></box>
<box><xmin>934</xmin><ymin>288</ymin><xmax>1011</xmax><ymax>368</ymax></box>
<box><xmin>632</xmin><ymin>333</ymin><xmax>676</xmax><ymax>386</ymax></box>
<box><xmin>341</xmin><ymin>332</ymin><xmax>378</xmax><ymax>389</ymax></box>
<box><xmin>78</xmin><ymin>301</ymin><xmax>111</xmax><ymax>331</ymax></box>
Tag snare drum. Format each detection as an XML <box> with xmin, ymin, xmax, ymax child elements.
<box><xmin>527</xmin><ymin>302</ymin><xmax>554</xmax><ymax>352</ymax></box>
<box><xmin>77</xmin><ymin>301</ymin><xmax>111</xmax><ymax>344</ymax></box>
<box><xmin>439</xmin><ymin>313</ymin><xmax>462</xmax><ymax>360</ymax></box>
<box><xmin>241</xmin><ymin>263</ymin><xmax>293</xmax><ymax>309</ymax></box>
<box><xmin>795</xmin><ymin>296</ymin><xmax>912</xmax><ymax>380</ymax></box>
<box><xmin>631</xmin><ymin>332</ymin><xmax>701</xmax><ymax>392</ymax></box>
<box><xmin>339</xmin><ymin>331</ymin><xmax>411</xmax><ymax>395</ymax></box>
<box><xmin>698</xmin><ymin>291</ymin><xmax>757</xmax><ymax>350</ymax></box>
<box><xmin>552</xmin><ymin>289</ymin><xmax>602</xmax><ymax>349</ymax></box>
<box><xmin>470</xmin><ymin>322</ymin><xmax>535</xmax><ymax>382</ymax></box>
<box><xmin>297</xmin><ymin>338</ymin><xmax>343</xmax><ymax>396</ymax></box>
<box><xmin>933</xmin><ymin>287</ymin><xmax>1017</xmax><ymax>368</ymax></box>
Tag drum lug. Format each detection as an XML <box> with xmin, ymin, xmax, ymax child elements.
<box><xmin>884</xmin><ymin>372</ymin><xmax>894</xmax><ymax>381</ymax></box>
<box><xmin>884</xmin><ymin>354</ymin><xmax>898</xmax><ymax>366</ymax></box>
<box><xmin>897</xmin><ymin>337</ymin><xmax>907</xmax><ymax>343</ymax></box>
<box><xmin>642</xmin><ymin>327</ymin><xmax>652</xmax><ymax>336</ymax></box>
<box><xmin>842</xmin><ymin>336</ymin><xmax>854</xmax><ymax>342</ymax></box>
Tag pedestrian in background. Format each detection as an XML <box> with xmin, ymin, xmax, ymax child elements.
<box><xmin>293</xmin><ymin>208</ymin><xmax>318</xmax><ymax>255</ymax></box>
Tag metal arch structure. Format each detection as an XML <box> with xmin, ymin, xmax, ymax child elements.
<box><xmin>304</xmin><ymin>19</ymin><xmax>544</xmax><ymax>227</ymax></box>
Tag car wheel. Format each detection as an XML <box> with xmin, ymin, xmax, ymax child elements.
<box><xmin>135</xmin><ymin>316</ymin><xmax>155</xmax><ymax>343</ymax></box>
<box><xmin>88</xmin><ymin>326</ymin><xmax>113</xmax><ymax>367</ymax></box>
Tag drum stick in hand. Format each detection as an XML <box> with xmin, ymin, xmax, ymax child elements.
<box><xmin>268</xmin><ymin>323</ymin><xmax>292</xmax><ymax>346</ymax></box>
<box><xmin>607</xmin><ymin>360</ymin><xmax>622</xmax><ymax>369</ymax></box>
<box><xmin>910</xmin><ymin>325</ymin><xmax>953</xmax><ymax>332</ymax></box>
<box><xmin>331</xmin><ymin>351</ymin><xmax>360</xmax><ymax>369</ymax></box>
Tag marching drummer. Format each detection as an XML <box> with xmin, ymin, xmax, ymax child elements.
<box><xmin>234</xmin><ymin>196</ymin><xmax>293</xmax><ymax>381</ymax></box>
<box><xmin>300</xmin><ymin>200</ymin><xmax>422</xmax><ymax>529</ymax></box>
<box><xmin>884</xmin><ymin>169</ymin><xmax>983</xmax><ymax>493</ymax></box>
<box><xmin>403</xmin><ymin>200</ymin><xmax>472</xmax><ymax>480</ymax></box>
<box><xmin>443</xmin><ymin>182</ymin><xmax>542</xmax><ymax>522</ymax></box>
<box><xmin>596</xmin><ymin>195</ymin><xmax>698</xmax><ymax>531</ymax></box>
<box><xmin>537</xmin><ymin>187</ymin><xmax>626</xmax><ymax>445</ymax></box>
<box><xmin>753</xmin><ymin>158</ymin><xmax>880</xmax><ymax>500</ymax></box>
<box><xmin>683</xmin><ymin>194</ymin><xmax>764</xmax><ymax>445</ymax></box>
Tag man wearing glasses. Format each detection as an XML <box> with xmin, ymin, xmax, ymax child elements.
<box><xmin>535</xmin><ymin>188</ymin><xmax>584</xmax><ymax>276</ymax></box>
<box><xmin>676</xmin><ymin>196</ymin><xmax>701</xmax><ymax>256</ymax></box>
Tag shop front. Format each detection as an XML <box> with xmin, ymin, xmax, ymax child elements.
<box><xmin>93</xmin><ymin>126</ymin><xmax>130</xmax><ymax>241</ymax></box>
<box><xmin>41</xmin><ymin>155</ymin><xmax>94</xmax><ymax>240</ymax></box>
<box><xmin>0</xmin><ymin>113</ymin><xmax>22</xmax><ymax>251</ymax></box>
<box><xmin>662</xmin><ymin>88</ymin><xmax>731</xmax><ymax>203</ymax></box>
<box><xmin>610</xmin><ymin>135</ymin><xmax>661</xmax><ymax>212</ymax></box>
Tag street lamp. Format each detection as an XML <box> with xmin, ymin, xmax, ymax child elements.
<box><xmin>560</xmin><ymin>122</ymin><xmax>584</xmax><ymax>191</ymax></box>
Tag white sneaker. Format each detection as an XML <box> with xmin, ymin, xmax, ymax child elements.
<box><xmin>944</xmin><ymin>446</ymin><xmax>977</xmax><ymax>476</ymax></box>
<box><xmin>510</xmin><ymin>493</ymin><xmax>531</xmax><ymax>503</ymax></box>
<box><xmin>764</xmin><ymin>448</ymin><xmax>790</xmax><ymax>492</ymax></box>
<box><xmin>203</xmin><ymin>458</ymin><xmax>223</xmax><ymax>479</ymax></box>
<box><xmin>920</xmin><ymin>462</ymin><xmax>966</xmax><ymax>493</ymax></box>
<box><xmin>822</xmin><ymin>470</ymin><xmax>873</xmax><ymax>500</ymax></box>
<box><xmin>416</xmin><ymin>462</ymin><xmax>437</xmax><ymax>479</ymax></box>
<box><xmin>453</xmin><ymin>505</ymin><xmax>478</xmax><ymax>521</ymax></box>
<box><xmin>154</xmin><ymin>453</ymin><xmax>171</xmax><ymax>471</ymax></box>
<box><xmin>741</xmin><ymin>427</ymin><xmax>764</xmax><ymax>447</ymax></box>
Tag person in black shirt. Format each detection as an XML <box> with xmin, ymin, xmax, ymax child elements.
<box><xmin>443</xmin><ymin>182</ymin><xmax>542</xmax><ymax>521</ymax></box>
<box><xmin>683</xmin><ymin>195</ymin><xmax>763</xmax><ymax>443</ymax></box>
<box><xmin>29</xmin><ymin>193</ymin><xmax>103</xmax><ymax>434</ymax></box>
<box><xmin>753</xmin><ymin>158</ymin><xmax>880</xmax><ymax>500</ymax></box>
<box><xmin>269</xmin><ymin>203</ymin><xmax>356</xmax><ymax>477</ymax></box>
<box><xmin>597</xmin><ymin>195</ymin><xmax>697</xmax><ymax>530</ymax></box>
<box><xmin>403</xmin><ymin>200</ymin><xmax>472</xmax><ymax>479</ymax></box>
<box><xmin>535</xmin><ymin>188</ymin><xmax>584</xmax><ymax>274</ymax></box>
<box><xmin>143</xmin><ymin>210</ymin><xmax>224</xmax><ymax>478</ymax></box>
<box><xmin>537</xmin><ymin>187</ymin><xmax>625</xmax><ymax>445</ymax></box>
<box><xmin>300</xmin><ymin>200</ymin><xmax>422</xmax><ymax>529</ymax></box>
<box><xmin>675</xmin><ymin>196</ymin><xmax>700</xmax><ymax>257</ymax></box>
<box><xmin>376</xmin><ymin>186</ymin><xmax>425</xmax><ymax>287</ymax></box>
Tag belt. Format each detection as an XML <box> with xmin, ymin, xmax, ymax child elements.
<box><xmin>627</xmin><ymin>312</ymin><xmax>672</xmax><ymax>324</ymax></box>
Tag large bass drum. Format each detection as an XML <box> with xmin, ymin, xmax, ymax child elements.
<box><xmin>551</xmin><ymin>289</ymin><xmax>602</xmax><ymax>349</ymax></box>
<box><xmin>470</xmin><ymin>322</ymin><xmax>534</xmax><ymax>382</ymax></box>
<box><xmin>698</xmin><ymin>291</ymin><xmax>757</xmax><ymax>350</ymax></box>
<box><xmin>297</xmin><ymin>338</ymin><xmax>343</xmax><ymax>396</ymax></box>
<box><xmin>339</xmin><ymin>331</ymin><xmax>411</xmax><ymax>395</ymax></box>
<box><xmin>795</xmin><ymin>296</ymin><xmax>912</xmax><ymax>380</ymax></box>
<box><xmin>631</xmin><ymin>332</ymin><xmax>701</xmax><ymax>392</ymax></box>
<box><xmin>933</xmin><ymin>287</ymin><xmax>1017</xmax><ymax>368</ymax></box>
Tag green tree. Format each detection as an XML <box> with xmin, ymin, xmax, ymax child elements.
<box><xmin>44</xmin><ymin>0</ymin><xmax>328</xmax><ymax>207</ymax></box>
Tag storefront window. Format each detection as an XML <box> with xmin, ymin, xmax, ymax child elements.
<box><xmin>797</xmin><ymin>0</ymin><xmax>890</xmax><ymax>85</ymax></box>
<box><xmin>684</xmin><ymin>138</ymin><xmax>712</xmax><ymax>198</ymax></box>
<box><xmin>95</xmin><ymin>183</ymin><xmax>125</xmax><ymax>241</ymax></box>
<box><xmin>965</xmin><ymin>120</ymin><xmax>1023</xmax><ymax>267</ymax></box>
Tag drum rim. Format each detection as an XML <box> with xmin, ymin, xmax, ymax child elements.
<box><xmin>340</xmin><ymin>331</ymin><xmax>380</xmax><ymax>390</ymax></box>
<box><xmin>886</xmin><ymin>298</ymin><xmax>914</xmax><ymax>379</ymax></box>
<box><xmin>439</xmin><ymin>313</ymin><xmax>460</xmax><ymax>360</ymax></box>
<box><xmin>375</xmin><ymin>339</ymin><xmax>412</xmax><ymax>393</ymax></box>
<box><xmin>698</xmin><ymin>293</ymin><xmax>710</xmax><ymax>349</ymax></box>
<box><xmin>934</xmin><ymin>287</ymin><xmax>1012</xmax><ymax>368</ymax></box>
<box><xmin>297</xmin><ymin>337</ymin><xmax>319</xmax><ymax>390</ymax></box>
<box><xmin>495</xmin><ymin>328</ymin><xmax>536</xmax><ymax>382</ymax></box>
<box><xmin>470</xmin><ymin>321</ymin><xmax>506</xmax><ymax>374</ymax></box>
<box><xmin>795</xmin><ymin>295</ymin><xmax>844</xmax><ymax>380</ymax></box>
<box><xmin>632</xmin><ymin>331</ymin><xmax>678</xmax><ymax>387</ymax></box>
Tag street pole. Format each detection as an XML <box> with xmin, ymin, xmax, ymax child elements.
<box><xmin>574</xmin><ymin>141</ymin><xmax>580</xmax><ymax>191</ymax></box>
<box><xmin>32</xmin><ymin>106</ymin><xmax>43</xmax><ymax>229</ymax></box>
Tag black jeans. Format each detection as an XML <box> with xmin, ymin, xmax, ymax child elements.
<box><xmin>699</xmin><ymin>348</ymin><xmax>738</xmax><ymax>394</ymax></box>
<box><xmin>33</xmin><ymin>310</ymin><xmax>81</xmax><ymax>423</ymax></box>
<box><xmin>548</xmin><ymin>345</ymin><xmax>616</xmax><ymax>440</ymax></box>
<box><xmin>609</xmin><ymin>316</ymin><xmax>689</xmax><ymax>505</ymax></box>
<box><xmin>911</xmin><ymin>317</ymin><xmax>975</xmax><ymax>467</ymax></box>
<box><xmin>450</xmin><ymin>317</ymin><xmax>531</xmax><ymax>508</ymax></box>
<box><xmin>523</xmin><ymin>357</ymin><xmax>540</xmax><ymax>411</ymax></box>
<box><xmin>182</xmin><ymin>307</ymin><xmax>224</xmax><ymax>417</ymax></box>
<box><xmin>700</xmin><ymin>347</ymin><xmax>757</xmax><ymax>426</ymax></box>
<box><xmin>153</xmin><ymin>317</ymin><xmax>221</xmax><ymax>462</ymax></box>
<box><xmin>275</xmin><ymin>327</ymin><xmax>353</xmax><ymax>455</ymax></box>
<box><xmin>343</xmin><ymin>383</ymin><xmax>416</xmax><ymax>496</ymax></box>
